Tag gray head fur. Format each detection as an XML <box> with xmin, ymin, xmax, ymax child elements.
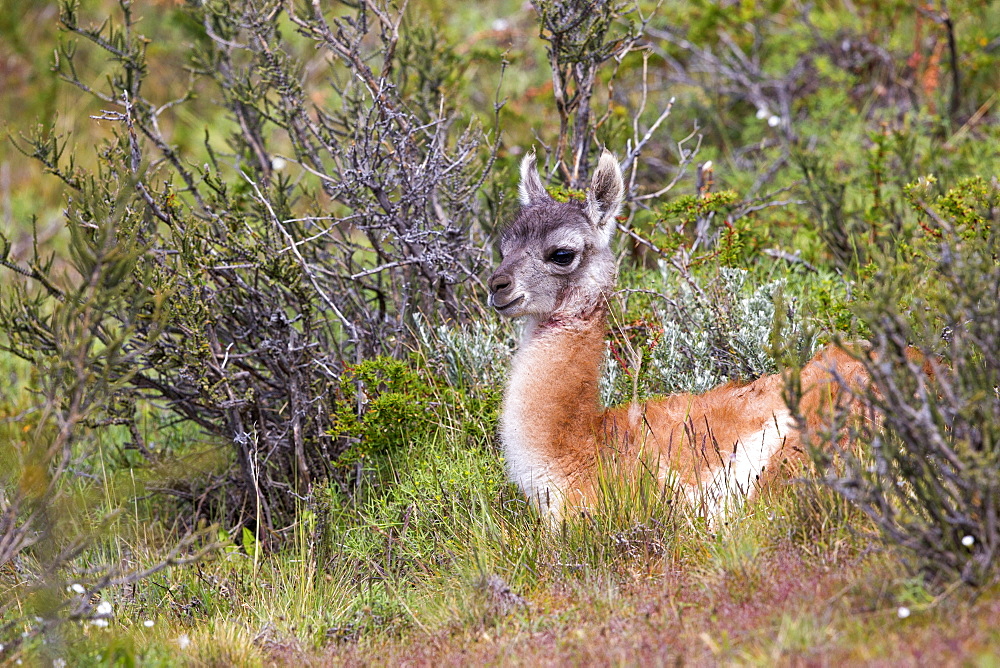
<box><xmin>488</xmin><ymin>149</ymin><xmax>625</xmax><ymax>323</ymax></box>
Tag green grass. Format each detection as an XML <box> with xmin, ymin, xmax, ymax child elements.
<box><xmin>5</xmin><ymin>380</ymin><xmax>997</xmax><ymax>665</ymax></box>
<box><xmin>3</xmin><ymin>0</ymin><xmax>1000</xmax><ymax>663</ymax></box>
<box><xmin>3</xmin><ymin>235</ymin><xmax>1000</xmax><ymax>664</ymax></box>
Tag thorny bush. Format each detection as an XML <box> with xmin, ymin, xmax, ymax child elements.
<box><xmin>1</xmin><ymin>0</ymin><xmax>498</xmax><ymax>532</ymax></box>
<box><xmin>808</xmin><ymin>177</ymin><xmax>1000</xmax><ymax>586</ymax></box>
<box><xmin>0</xmin><ymin>177</ymin><xmax>216</xmax><ymax>657</ymax></box>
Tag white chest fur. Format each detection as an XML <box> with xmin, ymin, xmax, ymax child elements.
<box><xmin>501</xmin><ymin>327</ymin><xmax>567</xmax><ymax>519</ymax></box>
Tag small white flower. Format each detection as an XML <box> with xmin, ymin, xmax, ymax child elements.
<box><xmin>90</xmin><ymin>619</ymin><xmax>109</xmax><ymax>628</ymax></box>
<box><xmin>53</xmin><ymin>659</ymin><xmax>67</xmax><ymax>668</ymax></box>
<box><xmin>95</xmin><ymin>600</ymin><xmax>113</xmax><ymax>616</ymax></box>
<box><xmin>143</xmin><ymin>620</ymin><xmax>155</xmax><ymax>628</ymax></box>
<box><xmin>271</xmin><ymin>157</ymin><xmax>287</xmax><ymax>171</ymax></box>
<box><xmin>492</xmin><ymin>18</ymin><xmax>510</xmax><ymax>31</ymax></box>
<box><xmin>177</xmin><ymin>634</ymin><xmax>191</xmax><ymax>650</ymax></box>
<box><xmin>768</xmin><ymin>115</ymin><xmax>781</xmax><ymax>128</ymax></box>
<box><xmin>962</xmin><ymin>535</ymin><xmax>975</xmax><ymax>547</ymax></box>
<box><xmin>897</xmin><ymin>606</ymin><xmax>911</xmax><ymax>619</ymax></box>
<box><xmin>69</xmin><ymin>583</ymin><xmax>85</xmax><ymax>594</ymax></box>
<box><xmin>755</xmin><ymin>107</ymin><xmax>769</xmax><ymax>120</ymax></box>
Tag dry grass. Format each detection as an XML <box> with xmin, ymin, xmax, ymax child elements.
<box><xmin>315</xmin><ymin>542</ymin><xmax>1000</xmax><ymax>666</ymax></box>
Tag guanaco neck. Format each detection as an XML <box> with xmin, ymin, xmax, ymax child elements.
<box><xmin>501</xmin><ymin>303</ymin><xmax>609</xmax><ymax>515</ymax></box>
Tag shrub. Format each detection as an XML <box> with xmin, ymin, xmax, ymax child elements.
<box><xmin>1</xmin><ymin>0</ymin><xmax>497</xmax><ymax>531</ymax></box>
<box><xmin>812</xmin><ymin>177</ymin><xmax>1000</xmax><ymax>585</ymax></box>
<box><xmin>605</xmin><ymin>265</ymin><xmax>820</xmax><ymax>406</ymax></box>
<box><xmin>0</xmin><ymin>181</ymin><xmax>215</xmax><ymax>659</ymax></box>
<box><xmin>332</xmin><ymin>357</ymin><xmax>439</xmax><ymax>467</ymax></box>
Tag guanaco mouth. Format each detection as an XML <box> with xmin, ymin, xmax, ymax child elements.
<box><xmin>492</xmin><ymin>295</ymin><xmax>524</xmax><ymax>312</ymax></box>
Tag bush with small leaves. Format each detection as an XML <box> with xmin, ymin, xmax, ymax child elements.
<box><xmin>810</xmin><ymin>177</ymin><xmax>1000</xmax><ymax>585</ymax></box>
<box><xmin>1</xmin><ymin>0</ymin><xmax>498</xmax><ymax>532</ymax></box>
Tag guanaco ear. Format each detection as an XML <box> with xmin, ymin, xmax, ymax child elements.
<box><xmin>518</xmin><ymin>150</ymin><xmax>550</xmax><ymax>207</ymax></box>
<box><xmin>585</xmin><ymin>149</ymin><xmax>624</xmax><ymax>246</ymax></box>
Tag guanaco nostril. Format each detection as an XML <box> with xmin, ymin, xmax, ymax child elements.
<box><xmin>489</xmin><ymin>274</ymin><xmax>511</xmax><ymax>293</ymax></box>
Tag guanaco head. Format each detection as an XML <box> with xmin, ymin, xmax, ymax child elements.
<box><xmin>488</xmin><ymin>149</ymin><xmax>625</xmax><ymax>322</ymax></box>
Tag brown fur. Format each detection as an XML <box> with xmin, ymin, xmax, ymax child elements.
<box><xmin>505</xmin><ymin>304</ymin><xmax>868</xmax><ymax>518</ymax></box>
<box><xmin>490</xmin><ymin>149</ymin><xmax>875</xmax><ymax>522</ymax></box>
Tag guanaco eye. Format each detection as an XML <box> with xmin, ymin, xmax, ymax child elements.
<box><xmin>548</xmin><ymin>249</ymin><xmax>575</xmax><ymax>266</ymax></box>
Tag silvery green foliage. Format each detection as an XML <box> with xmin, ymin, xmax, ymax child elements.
<box><xmin>603</xmin><ymin>266</ymin><xmax>813</xmax><ymax>406</ymax></box>
<box><xmin>428</xmin><ymin>268</ymin><xmax>808</xmax><ymax>405</ymax></box>
<box><xmin>413</xmin><ymin>315</ymin><xmax>516</xmax><ymax>389</ymax></box>
<box><xmin>650</xmin><ymin>266</ymin><xmax>791</xmax><ymax>394</ymax></box>
<box><xmin>426</xmin><ymin>314</ymin><xmax>620</xmax><ymax>402</ymax></box>
<box><xmin>600</xmin><ymin>347</ymin><xmax>623</xmax><ymax>406</ymax></box>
